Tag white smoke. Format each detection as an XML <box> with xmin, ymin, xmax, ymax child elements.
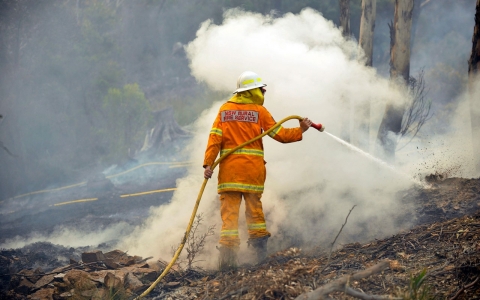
<box><xmin>1</xmin><ymin>7</ymin><xmax>477</xmax><ymax>269</ymax></box>
<box><xmin>396</xmin><ymin>77</ymin><xmax>480</xmax><ymax>180</ymax></box>
<box><xmin>1</xmin><ymin>222</ymin><xmax>134</xmax><ymax>249</ymax></box>
<box><xmin>118</xmin><ymin>8</ymin><xmax>431</xmax><ymax>268</ymax></box>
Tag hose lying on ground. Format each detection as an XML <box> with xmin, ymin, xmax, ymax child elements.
<box><xmin>135</xmin><ymin>115</ymin><xmax>306</xmax><ymax>299</ymax></box>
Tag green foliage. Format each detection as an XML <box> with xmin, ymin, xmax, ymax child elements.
<box><xmin>79</xmin><ymin>0</ymin><xmax>124</xmax><ymax>115</ymax></box>
<box><xmin>99</xmin><ymin>83</ymin><xmax>152</xmax><ymax>164</ymax></box>
<box><xmin>80</xmin><ymin>1</ymin><xmax>119</xmax><ymax>62</ymax></box>
<box><xmin>105</xmin><ymin>286</ymin><xmax>128</xmax><ymax>300</ymax></box>
<box><xmin>94</xmin><ymin>61</ymin><xmax>124</xmax><ymax>98</ymax></box>
<box><xmin>397</xmin><ymin>269</ymin><xmax>436</xmax><ymax>300</ymax></box>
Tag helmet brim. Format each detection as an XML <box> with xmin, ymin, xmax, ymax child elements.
<box><xmin>233</xmin><ymin>83</ymin><xmax>267</xmax><ymax>94</ymax></box>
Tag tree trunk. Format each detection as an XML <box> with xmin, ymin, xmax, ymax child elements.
<box><xmin>354</xmin><ymin>0</ymin><xmax>376</xmax><ymax>151</ymax></box>
<box><xmin>390</xmin><ymin>0</ymin><xmax>414</xmax><ymax>82</ymax></box>
<box><xmin>469</xmin><ymin>0</ymin><xmax>480</xmax><ymax>174</ymax></box>
<box><xmin>376</xmin><ymin>0</ymin><xmax>414</xmax><ymax>162</ymax></box>
<box><xmin>338</xmin><ymin>0</ymin><xmax>351</xmax><ymax>143</ymax></box>
<box><xmin>359</xmin><ymin>0</ymin><xmax>376</xmax><ymax>67</ymax></box>
<box><xmin>339</xmin><ymin>0</ymin><xmax>350</xmax><ymax>37</ymax></box>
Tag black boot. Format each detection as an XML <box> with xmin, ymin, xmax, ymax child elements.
<box><xmin>217</xmin><ymin>246</ymin><xmax>238</xmax><ymax>271</ymax></box>
<box><xmin>248</xmin><ymin>236</ymin><xmax>269</xmax><ymax>264</ymax></box>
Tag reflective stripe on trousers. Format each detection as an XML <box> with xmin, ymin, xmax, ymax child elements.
<box><xmin>219</xmin><ymin>191</ymin><xmax>271</xmax><ymax>248</ymax></box>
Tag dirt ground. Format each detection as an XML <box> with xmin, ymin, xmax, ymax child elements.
<box><xmin>1</xmin><ymin>176</ymin><xmax>479</xmax><ymax>299</ymax></box>
<box><xmin>153</xmin><ymin>177</ymin><xmax>480</xmax><ymax>300</ymax></box>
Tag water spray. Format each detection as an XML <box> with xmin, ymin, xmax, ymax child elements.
<box><xmin>322</xmin><ymin>131</ymin><xmax>430</xmax><ymax>189</ymax></box>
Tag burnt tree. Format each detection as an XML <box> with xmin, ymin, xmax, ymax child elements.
<box><xmin>376</xmin><ymin>0</ymin><xmax>414</xmax><ymax>161</ymax></box>
<box><xmin>469</xmin><ymin>0</ymin><xmax>480</xmax><ymax>173</ymax></box>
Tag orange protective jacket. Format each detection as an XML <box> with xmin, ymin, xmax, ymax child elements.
<box><xmin>203</xmin><ymin>88</ymin><xmax>303</xmax><ymax>194</ymax></box>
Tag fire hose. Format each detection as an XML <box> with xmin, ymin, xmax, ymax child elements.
<box><xmin>135</xmin><ymin>115</ymin><xmax>324</xmax><ymax>299</ymax></box>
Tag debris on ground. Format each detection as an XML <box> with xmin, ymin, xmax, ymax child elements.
<box><xmin>1</xmin><ymin>176</ymin><xmax>479</xmax><ymax>299</ymax></box>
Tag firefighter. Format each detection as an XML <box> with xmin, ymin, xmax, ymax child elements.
<box><xmin>203</xmin><ymin>71</ymin><xmax>312</xmax><ymax>270</ymax></box>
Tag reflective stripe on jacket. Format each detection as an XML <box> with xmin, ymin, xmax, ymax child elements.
<box><xmin>204</xmin><ymin>100</ymin><xmax>302</xmax><ymax>194</ymax></box>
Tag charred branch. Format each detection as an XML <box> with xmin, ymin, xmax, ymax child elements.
<box><xmin>185</xmin><ymin>214</ymin><xmax>215</xmax><ymax>270</ymax></box>
<box><xmin>345</xmin><ymin>286</ymin><xmax>397</xmax><ymax>300</ymax></box>
<box><xmin>295</xmin><ymin>260</ymin><xmax>397</xmax><ymax>300</ymax></box>
<box><xmin>397</xmin><ymin>69</ymin><xmax>432</xmax><ymax>148</ymax></box>
<box><xmin>449</xmin><ymin>276</ymin><xmax>479</xmax><ymax>300</ymax></box>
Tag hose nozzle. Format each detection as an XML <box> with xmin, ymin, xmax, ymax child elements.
<box><xmin>311</xmin><ymin>122</ymin><xmax>325</xmax><ymax>132</ymax></box>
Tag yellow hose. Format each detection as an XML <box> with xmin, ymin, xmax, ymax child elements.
<box><xmin>136</xmin><ymin>115</ymin><xmax>304</xmax><ymax>299</ymax></box>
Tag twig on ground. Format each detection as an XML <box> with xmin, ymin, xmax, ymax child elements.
<box><xmin>345</xmin><ymin>286</ymin><xmax>396</xmax><ymax>300</ymax></box>
<box><xmin>449</xmin><ymin>276</ymin><xmax>479</xmax><ymax>300</ymax></box>
<box><xmin>219</xmin><ymin>287</ymin><xmax>248</xmax><ymax>300</ymax></box>
<box><xmin>136</xmin><ymin>256</ymin><xmax>153</xmax><ymax>264</ymax></box>
<box><xmin>321</xmin><ymin>205</ymin><xmax>356</xmax><ymax>273</ymax></box>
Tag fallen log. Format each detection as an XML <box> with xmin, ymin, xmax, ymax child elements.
<box><xmin>294</xmin><ymin>260</ymin><xmax>400</xmax><ymax>300</ymax></box>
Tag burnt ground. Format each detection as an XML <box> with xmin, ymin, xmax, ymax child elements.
<box><xmin>0</xmin><ymin>176</ymin><xmax>479</xmax><ymax>299</ymax></box>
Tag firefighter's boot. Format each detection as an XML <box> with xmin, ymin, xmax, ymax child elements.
<box><xmin>249</xmin><ymin>236</ymin><xmax>269</xmax><ymax>264</ymax></box>
<box><xmin>217</xmin><ymin>246</ymin><xmax>238</xmax><ymax>271</ymax></box>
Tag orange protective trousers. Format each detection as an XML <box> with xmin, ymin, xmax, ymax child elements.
<box><xmin>219</xmin><ymin>192</ymin><xmax>271</xmax><ymax>248</ymax></box>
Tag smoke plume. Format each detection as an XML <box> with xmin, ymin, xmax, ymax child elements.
<box><xmin>119</xmin><ymin>8</ymin><xmax>441</xmax><ymax>268</ymax></box>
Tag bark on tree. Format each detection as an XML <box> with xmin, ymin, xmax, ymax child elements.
<box><xmin>354</xmin><ymin>0</ymin><xmax>376</xmax><ymax>151</ymax></box>
<box><xmin>339</xmin><ymin>0</ymin><xmax>352</xmax><ymax>143</ymax></box>
<box><xmin>390</xmin><ymin>0</ymin><xmax>414</xmax><ymax>82</ymax></box>
<box><xmin>376</xmin><ymin>0</ymin><xmax>414</xmax><ymax>162</ymax></box>
<box><xmin>339</xmin><ymin>0</ymin><xmax>350</xmax><ymax>37</ymax></box>
<box><xmin>469</xmin><ymin>0</ymin><xmax>480</xmax><ymax>173</ymax></box>
<box><xmin>359</xmin><ymin>0</ymin><xmax>376</xmax><ymax>67</ymax></box>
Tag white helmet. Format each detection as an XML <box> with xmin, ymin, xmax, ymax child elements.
<box><xmin>233</xmin><ymin>71</ymin><xmax>267</xmax><ymax>94</ymax></box>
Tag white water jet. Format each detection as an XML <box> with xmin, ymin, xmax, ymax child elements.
<box><xmin>324</xmin><ymin>131</ymin><xmax>431</xmax><ymax>189</ymax></box>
